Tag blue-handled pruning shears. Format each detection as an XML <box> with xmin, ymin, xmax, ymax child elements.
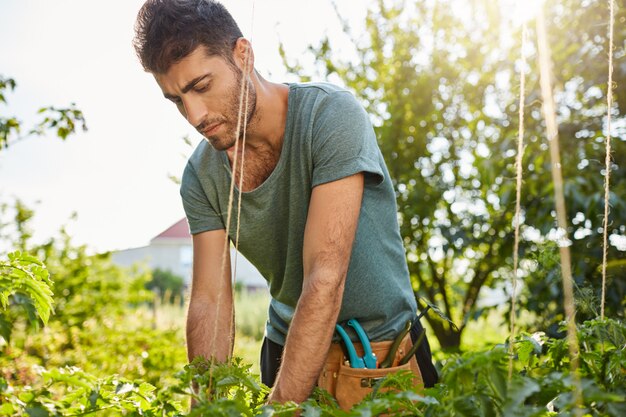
<box><xmin>335</xmin><ymin>319</ymin><xmax>377</xmax><ymax>369</ymax></box>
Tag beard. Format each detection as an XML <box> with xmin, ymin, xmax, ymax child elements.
<box><xmin>203</xmin><ymin>70</ymin><xmax>257</xmax><ymax>151</ymax></box>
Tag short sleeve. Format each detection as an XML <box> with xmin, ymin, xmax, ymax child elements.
<box><xmin>311</xmin><ymin>91</ymin><xmax>384</xmax><ymax>187</ymax></box>
<box><xmin>180</xmin><ymin>162</ymin><xmax>225</xmax><ymax>234</ymax></box>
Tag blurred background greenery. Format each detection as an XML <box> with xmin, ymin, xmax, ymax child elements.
<box><xmin>1</xmin><ymin>0</ymin><xmax>625</xmax><ymax>413</ymax></box>
<box><xmin>284</xmin><ymin>0</ymin><xmax>625</xmax><ymax>349</ymax></box>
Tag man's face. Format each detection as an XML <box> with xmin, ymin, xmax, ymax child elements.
<box><xmin>155</xmin><ymin>46</ymin><xmax>256</xmax><ymax>151</ymax></box>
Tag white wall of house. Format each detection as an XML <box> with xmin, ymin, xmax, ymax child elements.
<box><xmin>111</xmin><ymin>238</ymin><xmax>267</xmax><ymax>290</ymax></box>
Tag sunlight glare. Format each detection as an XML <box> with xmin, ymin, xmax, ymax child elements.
<box><xmin>513</xmin><ymin>0</ymin><xmax>545</xmax><ymax>25</ymax></box>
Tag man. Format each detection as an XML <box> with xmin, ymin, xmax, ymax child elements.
<box><xmin>133</xmin><ymin>0</ymin><xmax>437</xmax><ymax>405</ymax></box>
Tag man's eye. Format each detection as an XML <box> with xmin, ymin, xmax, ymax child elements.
<box><xmin>195</xmin><ymin>83</ymin><xmax>210</xmax><ymax>93</ymax></box>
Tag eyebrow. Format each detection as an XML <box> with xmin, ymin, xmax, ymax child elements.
<box><xmin>163</xmin><ymin>73</ymin><xmax>213</xmax><ymax>101</ymax></box>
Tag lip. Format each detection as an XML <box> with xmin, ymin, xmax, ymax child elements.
<box><xmin>202</xmin><ymin>122</ymin><xmax>223</xmax><ymax>136</ymax></box>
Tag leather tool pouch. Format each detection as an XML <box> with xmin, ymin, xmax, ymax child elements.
<box><xmin>317</xmin><ymin>335</ymin><xmax>424</xmax><ymax>410</ymax></box>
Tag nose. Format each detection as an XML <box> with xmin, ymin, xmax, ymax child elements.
<box><xmin>182</xmin><ymin>96</ymin><xmax>207</xmax><ymax>128</ymax></box>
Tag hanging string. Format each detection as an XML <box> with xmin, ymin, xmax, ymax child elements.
<box><xmin>233</xmin><ymin>0</ymin><xmax>256</xmax><ymax>296</ymax></box>
<box><xmin>234</xmin><ymin>65</ymin><xmax>250</xmax><ymax>273</ymax></box>
<box><xmin>601</xmin><ymin>0</ymin><xmax>615</xmax><ymax>321</ymax></box>
<box><xmin>536</xmin><ymin>6</ymin><xmax>582</xmax><ymax>414</ymax></box>
<box><xmin>508</xmin><ymin>21</ymin><xmax>527</xmax><ymax>381</ymax></box>
<box><xmin>211</xmin><ymin>2</ymin><xmax>256</xmax><ymax>358</ymax></box>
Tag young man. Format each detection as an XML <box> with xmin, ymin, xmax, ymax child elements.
<box><xmin>133</xmin><ymin>0</ymin><xmax>437</xmax><ymax>405</ymax></box>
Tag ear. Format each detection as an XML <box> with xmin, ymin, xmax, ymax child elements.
<box><xmin>233</xmin><ymin>37</ymin><xmax>255</xmax><ymax>75</ymax></box>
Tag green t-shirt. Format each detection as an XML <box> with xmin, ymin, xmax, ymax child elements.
<box><xmin>181</xmin><ymin>82</ymin><xmax>417</xmax><ymax>345</ymax></box>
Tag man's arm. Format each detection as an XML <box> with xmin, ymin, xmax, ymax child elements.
<box><xmin>268</xmin><ymin>173</ymin><xmax>364</xmax><ymax>404</ymax></box>
<box><xmin>187</xmin><ymin>229</ymin><xmax>234</xmax><ymax>363</ymax></box>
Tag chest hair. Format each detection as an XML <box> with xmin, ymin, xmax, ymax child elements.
<box><xmin>231</xmin><ymin>145</ymin><xmax>280</xmax><ymax>192</ymax></box>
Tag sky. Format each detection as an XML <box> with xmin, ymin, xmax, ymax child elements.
<box><xmin>0</xmin><ymin>0</ymin><xmax>367</xmax><ymax>253</ymax></box>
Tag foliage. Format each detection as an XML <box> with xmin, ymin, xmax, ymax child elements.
<box><xmin>0</xmin><ymin>75</ymin><xmax>87</xmax><ymax>150</ymax></box>
<box><xmin>0</xmin><ymin>251</ymin><xmax>53</xmax><ymax>344</ymax></box>
<box><xmin>42</xmin><ymin>242</ymin><xmax>152</xmax><ymax>329</ymax></box>
<box><xmin>1</xmin><ymin>200</ymin><xmax>35</xmax><ymax>252</ymax></box>
<box><xmin>18</xmin><ymin>216</ymin><xmax>153</xmax><ymax>329</ymax></box>
<box><xmin>2</xmin><ymin>244</ymin><xmax>624</xmax><ymax>416</ymax></box>
<box><xmin>509</xmin><ymin>0</ymin><xmax>626</xmax><ymax>337</ymax></box>
<box><xmin>182</xmin><ymin>357</ymin><xmax>269</xmax><ymax>416</ymax></box>
<box><xmin>282</xmin><ymin>0</ymin><xmax>626</xmax><ymax>349</ymax></box>
<box><xmin>2</xmin><ymin>315</ymin><xmax>625</xmax><ymax>416</ymax></box>
<box><xmin>0</xmin><ymin>366</ymin><xmax>180</xmax><ymax>417</ymax></box>
<box><xmin>427</xmin><ymin>322</ymin><xmax>626</xmax><ymax>417</ymax></box>
<box><xmin>0</xmin><ymin>201</ymin><xmax>177</xmax><ymax>391</ymax></box>
<box><xmin>2</xmin><ymin>1</ymin><xmax>626</xmax><ymax>416</ymax></box>
<box><xmin>0</xmin><ymin>205</ymin><xmax>624</xmax><ymax>417</ymax></box>
<box><xmin>147</xmin><ymin>268</ymin><xmax>185</xmax><ymax>304</ymax></box>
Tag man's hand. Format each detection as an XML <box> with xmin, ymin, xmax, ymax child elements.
<box><xmin>186</xmin><ymin>229</ymin><xmax>234</xmax><ymax>364</ymax></box>
<box><xmin>268</xmin><ymin>173</ymin><xmax>365</xmax><ymax>404</ymax></box>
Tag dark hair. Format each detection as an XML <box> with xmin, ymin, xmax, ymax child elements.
<box><xmin>133</xmin><ymin>0</ymin><xmax>243</xmax><ymax>74</ymax></box>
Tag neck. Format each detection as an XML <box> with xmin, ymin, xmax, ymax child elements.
<box><xmin>224</xmin><ymin>75</ymin><xmax>290</xmax><ymax>191</ymax></box>
<box><xmin>231</xmin><ymin>74</ymin><xmax>289</xmax><ymax>156</ymax></box>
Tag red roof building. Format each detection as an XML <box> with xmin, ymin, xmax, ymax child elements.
<box><xmin>151</xmin><ymin>218</ymin><xmax>191</xmax><ymax>241</ymax></box>
<box><xmin>112</xmin><ymin>218</ymin><xmax>266</xmax><ymax>290</ymax></box>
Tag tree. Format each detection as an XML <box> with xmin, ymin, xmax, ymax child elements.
<box><xmin>285</xmin><ymin>0</ymin><xmax>625</xmax><ymax>349</ymax></box>
<box><xmin>0</xmin><ymin>75</ymin><xmax>87</xmax><ymax>150</ymax></box>
<box><xmin>147</xmin><ymin>268</ymin><xmax>185</xmax><ymax>304</ymax></box>
<box><xmin>0</xmin><ymin>76</ymin><xmax>150</xmax><ymax>334</ymax></box>
<box><xmin>509</xmin><ymin>0</ymin><xmax>626</xmax><ymax>333</ymax></box>
<box><xmin>0</xmin><ymin>74</ymin><xmax>87</xmax><ymax>345</ymax></box>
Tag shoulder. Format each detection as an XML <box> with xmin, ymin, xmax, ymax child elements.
<box><xmin>289</xmin><ymin>82</ymin><xmax>368</xmax><ymax>127</ymax></box>
<box><xmin>184</xmin><ymin>139</ymin><xmax>224</xmax><ymax>176</ymax></box>
<box><xmin>181</xmin><ymin>139</ymin><xmax>222</xmax><ymax>190</ymax></box>
<box><xmin>289</xmin><ymin>81</ymin><xmax>350</xmax><ymax>96</ymax></box>
<box><xmin>289</xmin><ymin>82</ymin><xmax>359</xmax><ymax>107</ymax></box>
<box><xmin>187</xmin><ymin>139</ymin><xmax>214</xmax><ymax>168</ymax></box>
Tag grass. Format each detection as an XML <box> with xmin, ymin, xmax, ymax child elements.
<box><xmin>149</xmin><ymin>288</ymin><xmax>270</xmax><ymax>374</ymax></box>
<box><xmin>460</xmin><ymin>307</ymin><xmax>510</xmax><ymax>350</ymax></box>
<box><xmin>233</xmin><ymin>290</ymin><xmax>269</xmax><ymax>374</ymax></box>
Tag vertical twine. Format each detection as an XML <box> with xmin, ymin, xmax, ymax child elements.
<box><xmin>234</xmin><ymin>79</ymin><xmax>250</xmax><ymax>260</ymax></box>
<box><xmin>536</xmin><ymin>7</ymin><xmax>582</xmax><ymax>413</ymax></box>
<box><xmin>601</xmin><ymin>0</ymin><xmax>615</xmax><ymax>321</ymax></box>
<box><xmin>509</xmin><ymin>22</ymin><xmax>527</xmax><ymax>381</ymax></box>
<box><xmin>232</xmin><ymin>49</ymin><xmax>252</xmax><ymax>292</ymax></box>
<box><xmin>234</xmin><ymin>1</ymin><xmax>256</xmax><ymax>287</ymax></box>
<box><xmin>210</xmin><ymin>11</ymin><xmax>255</xmax><ymax>358</ymax></box>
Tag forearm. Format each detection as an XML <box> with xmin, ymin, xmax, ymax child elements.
<box><xmin>269</xmin><ymin>173</ymin><xmax>363</xmax><ymax>404</ymax></box>
<box><xmin>270</xmin><ymin>269</ymin><xmax>346</xmax><ymax>403</ymax></box>
<box><xmin>186</xmin><ymin>295</ymin><xmax>234</xmax><ymax>363</ymax></box>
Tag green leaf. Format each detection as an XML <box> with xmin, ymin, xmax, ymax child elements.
<box><xmin>0</xmin><ymin>314</ymin><xmax>12</xmax><ymax>343</ymax></box>
<box><xmin>503</xmin><ymin>377</ymin><xmax>540</xmax><ymax>414</ymax></box>
<box><xmin>517</xmin><ymin>339</ymin><xmax>534</xmax><ymax>365</ymax></box>
<box><xmin>138</xmin><ymin>381</ymin><xmax>156</xmax><ymax>396</ymax></box>
<box><xmin>0</xmin><ymin>251</ymin><xmax>54</xmax><ymax>327</ymax></box>
<box><xmin>0</xmin><ymin>403</ymin><xmax>16</xmax><ymax>415</ymax></box>
<box><xmin>418</xmin><ymin>296</ymin><xmax>459</xmax><ymax>332</ymax></box>
<box><xmin>489</xmin><ymin>367</ymin><xmax>507</xmax><ymax>401</ymax></box>
<box><xmin>25</xmin><ymin>407</ymin><xmax>49</xmax><ymax>417</ymax></box>
<box><xmin>452</xmin><ymin>396</ymin><xmax>482</xmax><ymax>417</ymax></box>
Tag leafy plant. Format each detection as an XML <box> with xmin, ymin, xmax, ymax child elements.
<box><xmin>0</xmin><ymin>366</ymin><xmax>179</xmax><ymax>417</ymax></box>
<box><xmin>2</xmin><ymin>255</ymin><xmax>624</xmax><ymax>417</ymax></box>
<box><xmin>0</xmin><ymin>75</ymin><xmax>87</xmax><ymax>150</ymax></box>
<box><xmin>0</xmin><ymin>251</ymin><xmax>53</xmax><ymax>344</ymax></box>
<box><xmin>1</xmin><ymin>205</ymin><xmax>154</xmax><ymax>330</ymax></box>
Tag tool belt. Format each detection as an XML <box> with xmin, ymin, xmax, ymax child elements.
<box><xmin>317</xmin><ymin>334</ymin><xmax>424</xmax><ymax>410</ymax></box>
